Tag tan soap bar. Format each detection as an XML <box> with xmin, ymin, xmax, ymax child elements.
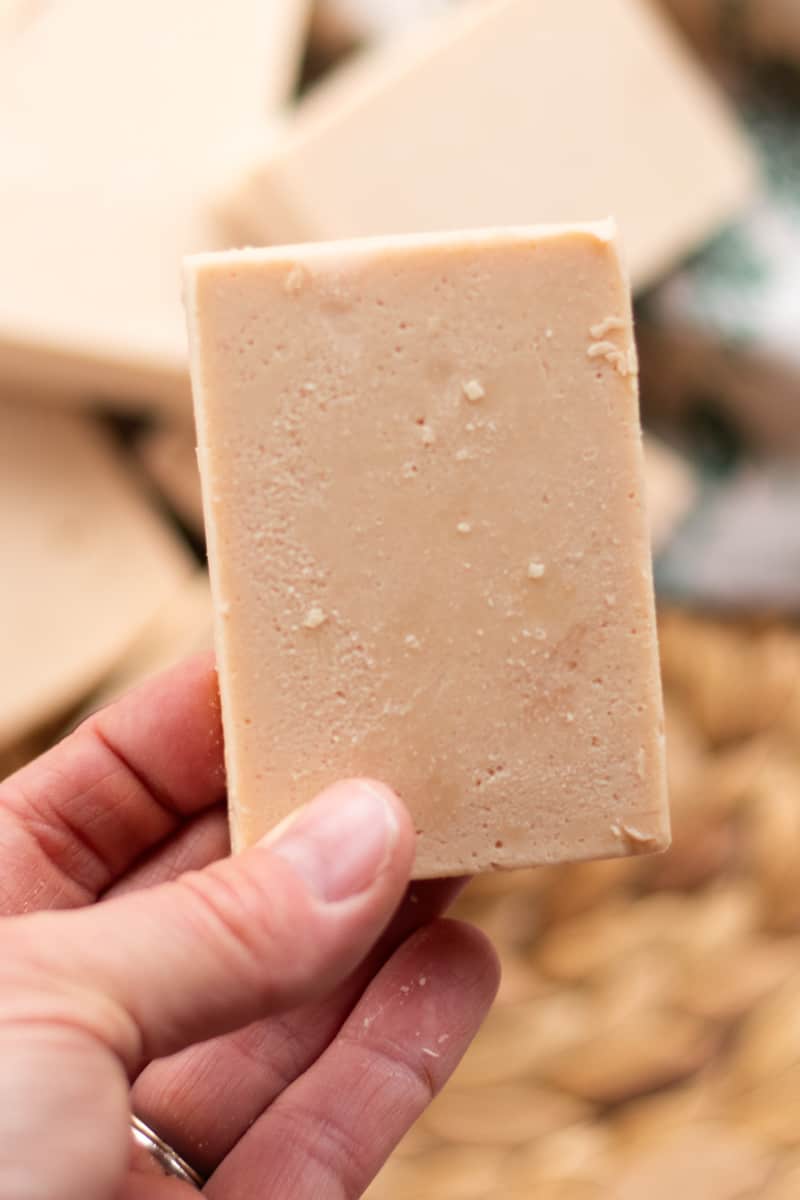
<box><xmin>0</xmin><ymin>397</ymin><xmax>193</xmax><ymax>752</ymax></box>
<box><xmin>226</xmin><ymin>0</ymin><xmax>756</xmax><ymax>292</ymax></box>
<box><xmin>186</xmin><ymin>223</ymin><xmax>670</xmax><ymax>876</ymax></box>
<box><xmin>0</xmin><ymin>0</ymin><xmax>309</xmax><ymax>413</ymax></box>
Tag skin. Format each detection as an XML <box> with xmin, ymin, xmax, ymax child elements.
<box><xmin>0</xmin><ymin>653</ymin><xmax>499</xmax><ymax>1200</ymax></box>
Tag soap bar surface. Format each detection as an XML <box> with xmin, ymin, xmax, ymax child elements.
<box><xmin>226</xmin><ymin>0</ymin><xmax>755</xmax><ymax>291</ymax></box>
<box><xmin>186</xmin><ymin>224</ymin><xmax>670</xmax><ymax>875</ymax></box>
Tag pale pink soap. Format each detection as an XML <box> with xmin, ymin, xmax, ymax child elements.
<box><xmin>185</xmin><ymin>223</ymin><xmax>670</xmax><ymax>877</ymax></box>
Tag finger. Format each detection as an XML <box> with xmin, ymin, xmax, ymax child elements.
<box><xmin>123</xmin><ymin>1135</ymin><xmax>201</xmax><ymax>1200</ymax></box>
<box><xmin>0</xmin><ymin>653</ymin><xmax>224</xmax><ymax>913</ymax></box>
<box><xmin>0</xmin><ymin>1021</ymin><xmax>130</xmax><ymax>1200</ymax></box>
<box><xmin>0</xmin><ymin>780</ymin><xmax>414</xmax><ymax>1074</ymax></box>
<box><xmin>132</xmin><ymin>877</ymin><xmax>467</xmax><ymax>1174</ymax></box>
<box><xmin>104</xmin><ymin>806</ymin><xmax>229</xmax><ymax>898</ymax></box>
<box><xmin>118</xmin><ymin>1178</ymin><xmax>198</xmax><ymax>1200</ymax></box>
<box><xmin>206</xmin><ymin>920</ymin><xmax>499</xmax><ymax>1200</ymax></box>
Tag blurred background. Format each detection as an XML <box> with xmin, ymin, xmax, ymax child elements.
<box><xmin>2</xmin><ymin>1</ymin><xmax>800</xmax><ymax>1195</ymax></box>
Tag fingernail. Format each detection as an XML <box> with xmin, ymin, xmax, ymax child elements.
<box><xmin>260</xmin><ymin>780</ymin><xmax>399</xmax><ymax>902</ymax></box>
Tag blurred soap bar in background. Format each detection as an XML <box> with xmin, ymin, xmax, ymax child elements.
<box><xmin>638</xmin><ymin>73</ymin><xmax>800</xmax><ymax>455</ymax></box>
<box><xmin>0</xmin><ymin>398</ymin><xmax>193</xmax><ymax>755</ymax></box>
<box><xmin>661</xmin><ymin>0</ymin><xmax>800</xmax><ymax>66</ymax></box>
<box><xmin>0</xmin><ymin>0</ymin><xmax>310</xmax><ymax>415</ymax></box>
<box><xmin>225</xmin><ymin>0</ymin><xmax>757</xmax><ymax>291</ymax></box>
<box><xmin>78</xmin><ymin>571</ymin><xmax>213</xmax><ymax>713</ymax></box>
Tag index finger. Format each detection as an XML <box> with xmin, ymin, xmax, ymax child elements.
<box><xmin>0</xmin><ymin>652</ymin><xmax>225</xmax><ymax>914</ymax></box>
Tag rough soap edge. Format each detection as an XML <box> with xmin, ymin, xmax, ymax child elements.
<box><xmin>185</xmin><ymin>219</ymin><xmax>618</xmax><ymax>276</ymax></box>
<box><xmin>182</xmin><ymin>262</ymin><xmax>244</xmax><ymax>854</ymax></box>
<box><xmin>609</xmin><ymin>232</ymin><xmax>672</xmax><ymax>855</ymax></box>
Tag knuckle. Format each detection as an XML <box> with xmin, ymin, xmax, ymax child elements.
<box><xmin>172</xmin><ymin>860</ymin><xmax>303</xmax><ymax>998</ymax></box>
<box><xmin>269</xmin><ymin>1101</ymin><xmax>367</xmax><ymax>1200</ymax></box>
<box><xmin>0</xmin><ymin>927</ymin><xmax>44</xmax><ymax>996</ymax></box>
<box><xmin>0</xmin><ymin>918</ymin><xmax>142</xmax><ymax>1067</ymax></box>
<box><xmin>0</xmin><ymin>916</ymin><xmax>77</xmax><ymax>1000</ymax></box>
<box><xmin>270</xmin><ymin>1037</ymin><xmax>435</xmax><ymax>1200</ymax></box>
<box><xmin>343</xmin><ymin>1030</ymin><xmax>438</xmax><ymax>1105</ymax></box>
<box><xmin>228</xmin><ymin>1013</ymin><xmax>310</xmax><ymax>1091</ymax></box>
<box><xmin>265</xmin><ymin>1034</ymin><xmax>437</xmax><ymax>1198</ymax></box>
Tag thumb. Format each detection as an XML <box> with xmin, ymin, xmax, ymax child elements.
<box><xmin>0</xmin><ymin>778</ymin><xmax>414</xmax><ymax>1200</ymax></box>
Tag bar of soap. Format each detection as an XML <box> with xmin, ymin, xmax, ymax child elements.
<box><xmin>0</xmin><ymin>0</ymin><xmax>309</xmax><ymax>413</ymax></box>
<box><xmin>225</xmin><ymin>0</ymin><xmax>756</xmax><ymax>292</ymax></box>
<box><xmin>0</xmin><ymin>397</ymin><xmax>193</xmax><ymax>752</ymax></box>
<box><xmin>185</xmin><ymin>223</ymin><xmax>670</xmax><ymax>875</ymax></box>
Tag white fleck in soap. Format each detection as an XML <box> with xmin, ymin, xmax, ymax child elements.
<box><xmin>185</xmin><ymin>223</ymin><xmax>670</xmax><ymax>876</ymax></box>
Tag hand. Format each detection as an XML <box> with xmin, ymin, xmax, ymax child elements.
<box><xmin>0</xmin><ymin>654</ymin><xmax>498</xmax><ymax>1199</ymax></box>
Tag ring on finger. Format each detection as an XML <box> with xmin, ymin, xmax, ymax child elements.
<box><xmin>130</xmin><ymin>1114</ymin><xmax>205</xmax><ymax>1189</ymax></box>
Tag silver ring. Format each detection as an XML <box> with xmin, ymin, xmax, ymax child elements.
<box><xmin>130</xmin><ymin>1114</ymin><xmax>204</xmax><ymax>1189</ymax></box>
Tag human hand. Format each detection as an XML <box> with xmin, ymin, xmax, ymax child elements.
<box><xmin>0</xmin><ymin>654</ymin><xmax>498</xmax><ymax>1199</ymax></box>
